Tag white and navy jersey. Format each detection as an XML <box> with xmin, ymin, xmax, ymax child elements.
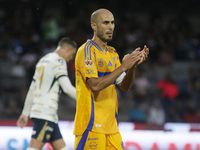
<box><xmin>30</xmin><ymin>52</ymin><xmax>68</xmax><ymax>123</ymax></box>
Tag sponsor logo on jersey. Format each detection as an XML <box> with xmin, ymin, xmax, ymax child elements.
<box><xmin>89</xmin><ymin>142</ymin><xmax>98</xmax><ymax>150</ymax></box>
<box><xmin>84</xmin><ymin>60</ymin><xmax>94</xmax><ymax>67</ymax></box>
<box><xmin>88</xmin><ymin>138</ymin><xmax>98</xmax><ymax>140</ymax></box>
<box><xmin>107</xmin><ymin>60</ymin><xmax>113</xmax><ymax>66</ymax></box>
<box><xmin>85</xmin><ymin>69</ymin><xmax>96</xmax><ymax>74</ymax></box>
<box><xmin>41</xmin><ymin>60</ymin><xmax>50</xmax><ymax>63</ymax></box>
<box><xmin>95</xmin><ymin>124</ymin><xmax>101</xmax><ymax>127</ymax></box>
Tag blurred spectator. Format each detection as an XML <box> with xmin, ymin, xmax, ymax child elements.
<box><xmin>166</xmin><ymin>106</ymin><xmax>182</xmax><ymax>122</ymax></box>
<box><xmin>158</xmin><ymin>48</ymin><xmax>174</xmax><ymax>67</ymax></box>
<box><xmin>157</xmin><ymin>74</ymin><xmax>179</xmax><ymax>117</ymax></box>
<box><xmin>129</xmin><ymin>103</ymin><xmax>147</xmax><ymax>123</ymax></box>
<box><xmin>41</xmin><ymin>41</ymin><xmax>56</xmax><ymax>55</ymax></box>
<box><xmin>131</xmin><ymin>69</ymin><xmax>150</xmax><ymax>104</ymax></box>
<box><xmin>11</xmin><ymin>60</ymin><xmax>26</xmax><ymax>78</ymax></box>
<box><xmin>175</xmin><ymin>35</ymin><xmax>190</xmax><ymax>61</ymax></box>
<box><xmin>174</xmin><ymin>101</ymin><xmax>185</xmax><ymax>122</ymax></box>
<box><xmin>2</xmin><ymin>90</ymin><xmax>22</xmax><ymax>119</ymax></box>
<box><xmin>184</xmin><ymin>101</ymin><xmax>199</xmax><ymax>123</ymax></box>
<box><xmin>128</xmin><ymin>69</ymin><xmax>150</xmax><ymax>123</ymax></box>
<box><xmin>190</xmin><ymin>68</ymin><xmax>200</xmax><ymax>106</ymax></box>
<box><xmin>42</xmin><ymin>15</ymin><xmax>60</xmax><ymax>41</ymax></box>
<box><xmin>147</xmin><ymin>99</ymin><xmax>165</xmax><ymax>129</ymax></box>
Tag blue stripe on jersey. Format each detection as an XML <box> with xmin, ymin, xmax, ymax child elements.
<box><xmin>84</xmin><ymin>41</ymin><xmax>93</xmax><ymax>60</ymax></box>
<box><xmin>87</xmin><ymin>94</ymin><xmax>95</xmax><ymax>131</ymax></box>
<box><xmin>84</xmin><ymin>41</ymin><xmax>90</xmax><ymax>59</ymax></box>
<box><xmin>94</xmin><ymin>50</ymin><xmax>96</xmax><ymax>62</ymax></box>
<box><xmin>76</xmin><ymin>94</ymin><xmax>95</xmax><ymax>149</ymax></box>
<box><xmin>98</xmin><ymin>72</ymin><xmax>116</xmax><ymax>85</ymax></box>
<box><xmin>90</xmin><ymin>40</ymin><xmax>104</xmax><ymax>52</ymax></box>
<box><xmin>87</xmin><ymin>42</ymin><xmax>93</xmax><ymax>60</ymax></box>
<box><xmin>89</xmin><ymin>43</ymin><xmax>93</xmax><ymax>60</ymax></box>
<box><xmin>76</xmin><ymin>130</ymin><xmax>89</xmax><ymax>150</ymax></box>
<box><xmin>115</xmin><ymin>111</ymin><xmax>119</xmax><ymax>125</ymax></box>
<box><xmin>91</xmin><ymin>39</ymin><xmax>109</xmax><ymax>52</ymax></box>
<box><xmin>110</xmin><ymin>48</ymin><xmax>117</xmax><ymax>53</ymax></box>
<box><xmin>87</xmin><ymin>42</ymin><xmax>90</xmax><ymax>59</ymax></box>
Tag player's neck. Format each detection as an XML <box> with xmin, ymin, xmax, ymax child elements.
<box><xmin>92</xmin><ymin>37</ymin><xmax>107</xmax><ymax>53</ymax></box>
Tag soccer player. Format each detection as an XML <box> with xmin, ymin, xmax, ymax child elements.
<box><xmin>73</xmin><ymin>9</ymin><xmax>149</xmax><ymax>150</ymax></box>
<box><xmin>17</xmin><ymin>37</ymin><xmax>77</xmax><ymax>150</ymax></box>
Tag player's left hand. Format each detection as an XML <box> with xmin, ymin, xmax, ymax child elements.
<box><xmin>137</xmin><ymin>45</ymin><xmax>149</xmax><ymax>65</ymax></box>
<box><xmin>16</xmin><ymin>114</ymin><xmax>29</xmax><ymax>129</ymax></box>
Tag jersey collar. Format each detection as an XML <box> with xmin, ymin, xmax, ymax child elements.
<box><xmin>89</xmin><ymin>39</ymin><xmax>108</xmax><ymax>53</ymax></box>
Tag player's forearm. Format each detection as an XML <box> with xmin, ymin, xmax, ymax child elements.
<box><xmin>87</xmin><ymin>65</ymin><xmax>125</xmax><ymax>93</ymax></box>
<box><xmin>22</xmin><ymin>89</ymin><xmax>34</xmax><ymax>116</ymax></box>
<box><xmin>22</xmin><ymin>81</ymin><xmax>35</xmax><ymax>116</ymax></box>
<box><xmin>58</xmin><ymin>76</ymin><xmax>76</xmax><ymax>100</ymax></box>
<box><xmin>63</xmin><ymin>85</ymin><xmax>76</xmax><ymax>100</ymax></box>
<box><xmin>119</xmin><ymin>66</ymin><xmax>136</xmax><ymax>92</ymax></box>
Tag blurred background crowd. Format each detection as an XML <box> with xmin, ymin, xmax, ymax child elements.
<box><xmin>0</xmin><ymin>0</ymin><xmax>200</xmax><ymax>129</ymax></box>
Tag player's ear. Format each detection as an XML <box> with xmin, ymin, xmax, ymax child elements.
<box><xmin>91</xmin><ymin>22</ymin><xmax>97</xmax><ymax>31</ymax></box>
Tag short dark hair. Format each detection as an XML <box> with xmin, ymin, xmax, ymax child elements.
<box><xmin>58</xmin><ymin>37</ymin><xmax>77</xmax><ymax>49</ymax></box>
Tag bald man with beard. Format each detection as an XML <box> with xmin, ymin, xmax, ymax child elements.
<box><xmin>73</xmin><ymin>9</ymin><xmax>149</xmax><ymax>150</ymax></box>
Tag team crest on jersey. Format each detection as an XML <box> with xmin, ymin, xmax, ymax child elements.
<box><xmin>84</xmin><ymin>60</ymin><xmax>94</xmax><ymax>67</ymax></box>
<box><xmin>89</xmin><ymin>142</ymin><xmax>98</xmax><ymax>149</ymax></box>
<box><xmin>58</xmin><ymin>59</ymin><xmax>64</xmax><ymax>64</ymax></box>
<box><xmin>98</xmin><ymin>60</ymin><xmax>104</xmax><ymax>67</ymax></box>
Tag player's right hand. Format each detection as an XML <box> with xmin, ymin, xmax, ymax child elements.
<box><xmin>16</xmin><ymin>114</ymin><xmax>28</xmax><ymax>129</ymax></box>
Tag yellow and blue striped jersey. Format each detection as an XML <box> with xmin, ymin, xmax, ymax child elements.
<box><xmin>73</xmin><ymin>40</ymin><xmax>121</xmax><ymax>135</ymax></box>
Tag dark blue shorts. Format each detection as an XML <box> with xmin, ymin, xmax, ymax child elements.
<box><xmin>31</xmin><ymin>118</ymin><xmax>63</xmax><ymax>143</ymax></box>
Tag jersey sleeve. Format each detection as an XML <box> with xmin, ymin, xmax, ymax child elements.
<box><xmin>77</xmin><ymin>45</ymin><xmax>98</xmax><ymax>81</ymax></box>
<box><xmin>52</xmin><ymin>58</ymin><xmax>68</xmax><ymax>79</ymax></box>
<box><xmin>22</xmin><ymin>80</ymin><xmax>35</xmax><ymax>116</ymax></box>
<box><xmin>58</xmin><ymin>76</ymin><xmax>76</xmax><ymax>100</ymax></box>
<box><xmin>115</xmin><ymin>49</ymin><xmax>122</xmax><ymax>69</ymax></box>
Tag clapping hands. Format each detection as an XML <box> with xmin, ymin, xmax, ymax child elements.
<box><xmin>121</xmin><ymin>45</ymin><xmax>149</xmax><ymax>71</ymax></box>
<box><xmin>136</xmin><ymin>45</ymin><xmax>149</xmax><ymax>65</ymax></box>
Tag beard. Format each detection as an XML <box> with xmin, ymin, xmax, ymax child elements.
<box><xmin>96</xmin><ymin>29</ymin><xmax>113</xmax><ymax>42</ymax></box>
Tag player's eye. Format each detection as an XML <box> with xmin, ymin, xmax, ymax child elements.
<box><xmin>103</xmin><ymin>21</ymin><xmax>109</xmax><ymax>24</ymax></box>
